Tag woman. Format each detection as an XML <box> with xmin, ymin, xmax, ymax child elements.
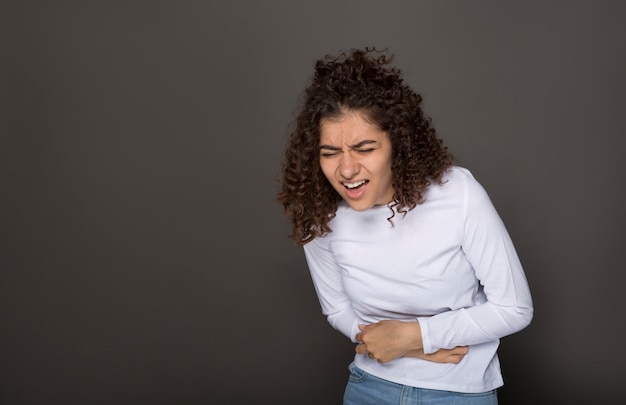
<box><xmin>277</xmin><ymin>48</ymin><xmax>533</xmax><ymax>404</ymax></box>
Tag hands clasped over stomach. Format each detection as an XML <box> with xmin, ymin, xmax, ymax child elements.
<box><xmin>354</xmin><ymin>320</ymin><xmax>468</xmax><ymax>364</ymax></box>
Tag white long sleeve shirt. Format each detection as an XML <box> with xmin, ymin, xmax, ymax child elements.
<box><xmin>303</xmin><ymin>166</ymin><xmax>533</xmax><ymax>393</ymax></box>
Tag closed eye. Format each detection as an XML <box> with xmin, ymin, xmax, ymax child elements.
<box><xmin>351</xmin><ymin>140</ymin><xmax>379</xmax><ymax>154</ymax></box>
<box><xmin>320</xmin><ymin>144</ymin><xmax>341</xmax><ymax>157</ymax></box>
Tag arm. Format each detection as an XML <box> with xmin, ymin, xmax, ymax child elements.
<box><xmin>303</xmin><ymin>237</ymin><xmax>364</xmax><ymax>342</ymax></box>
<box><xmin>419</xmin><ymin>172</ymin><xmax>533</xmax><ymax>354</ymax></box>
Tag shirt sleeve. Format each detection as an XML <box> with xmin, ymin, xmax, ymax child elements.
<box><xmin>303</xmin><ymin>237</ymin><xmax>363</xmax><ymax>343</ymax></box>
<box><xmin>418</xmin><ymin>171</ymin><xmax>534</xmax><ymax>354</ymax></box>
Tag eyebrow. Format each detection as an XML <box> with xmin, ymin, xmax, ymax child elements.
<box><xmin>319</xmin><ymin>140</ymin><xmax>378</xmax><ymax>150</ymax></box>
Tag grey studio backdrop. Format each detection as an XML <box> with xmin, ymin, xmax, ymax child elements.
<box><xmin>1</xmin><ymin>1</ymin><xmax>624</xmax><ymax>404</ymax></box>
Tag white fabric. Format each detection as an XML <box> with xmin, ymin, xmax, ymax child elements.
<box><xmin>303</xmin><ymin>166</ymin><xmax>533</xmax><ymax>393</ymax></box>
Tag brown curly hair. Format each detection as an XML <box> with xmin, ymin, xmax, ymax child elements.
<box><xmin>277</xmin><ymin>48</ymin><xmax>453</xmax><ymax>245</ymax></box>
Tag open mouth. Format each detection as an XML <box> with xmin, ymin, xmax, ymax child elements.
<box><xmin>343</xmin><ymin>180</ymin><xmax>368</xmax><ymax>190</ymax></box>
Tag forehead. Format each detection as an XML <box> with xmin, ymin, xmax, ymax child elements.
<box><xmin>319</xmin><ymin>112</ymin><xmax>385</xmax><ymax>143</ymax></box>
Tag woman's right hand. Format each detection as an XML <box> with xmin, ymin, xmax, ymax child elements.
<box><xmin>404</xmin><ymin>346</ymin><xmax>468</xmax><ymax>364</ymax></box>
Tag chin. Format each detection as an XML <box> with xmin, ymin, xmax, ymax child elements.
<box><xmin>345</xmin><ymin>200</ymin><xmax>374</xmax><ymax>211</ymax></box>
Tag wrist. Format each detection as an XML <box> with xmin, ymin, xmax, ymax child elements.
<box><xmin>404</xmin><ymin>321</ymin><xmax>423</xmax><ymax>351</ymax></box>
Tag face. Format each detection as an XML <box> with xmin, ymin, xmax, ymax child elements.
<box><xmin>319</xmin><ymin>111</ymin><xmax>394</xmax><ymax>211</ymax></box>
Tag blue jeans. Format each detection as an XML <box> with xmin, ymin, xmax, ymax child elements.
<box><xmin>343</xmin><ymin>363</ymin><xmax>498</xmax><ymax>405</ymax></box>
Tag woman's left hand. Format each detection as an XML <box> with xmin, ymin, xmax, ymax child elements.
<box><xmin>354</xmin><ymin>320</ymin><xmax>422</xmax><ymax>363</ymax></box>
<box><xmin>405</xmin><ymin>346</ymin><xmax>468</xmax><ymax>363</ymax></box>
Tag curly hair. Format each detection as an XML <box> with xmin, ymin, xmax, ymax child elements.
<box><xmin>277</xmin><ymin>48</ymin><xmax>453</xmax><ymax>245</ymax></box>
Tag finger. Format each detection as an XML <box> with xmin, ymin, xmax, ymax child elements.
<box><xmin>355</xmin><ymin>332</ymin><xmax>363</xmax><ymax>343</ymax></box>
<box><xmin>450</xmin><ymin>355</ymin><xmax>465</xmax><ymax>364</ymax></box>
<box><xmin>355</xmin><ymin>343</ymin><xmax>366</xmax><ymax>355</ymax></box>
<box><xmin>448</xmin><ymin>347</ymin><xmax>468</xmax><ymax>356</ymax></box>
<box><xmin>358</xmin><ymin>324</ymin><xmax>367</xmax><ymax>331</ymax></box>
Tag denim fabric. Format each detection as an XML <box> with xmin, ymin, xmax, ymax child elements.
<box><xmin>343</xmin><ymin>363</ymin><xmax>498</xmax><ymax>405</ymax></box>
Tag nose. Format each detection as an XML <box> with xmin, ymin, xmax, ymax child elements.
<box><xmin>338</xmin><ymin>151</ymin><xmax>359</xmax><ymax>179</ymax></box>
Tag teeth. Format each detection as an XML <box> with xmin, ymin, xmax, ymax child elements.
<box><xmin>343</xmin><ymin>180</ymin><xmax>366</xmax><ymax>189</ymax></box>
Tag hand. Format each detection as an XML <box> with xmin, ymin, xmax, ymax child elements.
<box><xmin>354</xmin><ymin>321</ymin><xmax>422</xmax><ymax>363</ymax></box>
<box><xmin>405</xmin><ymin>346</ymin><xmax>468</xmax><ymax>364</ymax></box>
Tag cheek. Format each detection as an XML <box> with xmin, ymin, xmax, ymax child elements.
<box><xmin>370</xmin><ymin>155</ymin><xmax>391</xmax><ymax>175</ymax></box>
<box><xmin>377</xmin><ymin>156</ymin><xmax>394</xmax><ymax>183</ymax></box>
<box><xmin>319</xmin><ymin>160</ymin><xmax>335</xmax><ymax>182</ymax></box>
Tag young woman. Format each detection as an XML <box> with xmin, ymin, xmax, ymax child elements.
<box><xmin>277</xmin><ymin>48</ymin><xmax>533</xmax><ymax>405</ymax></box>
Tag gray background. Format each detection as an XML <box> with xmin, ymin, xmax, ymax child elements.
<box><xmin>2</xmin><ymin>1</ymin><xmax>624</xmax><ymax>404</ymax></box>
